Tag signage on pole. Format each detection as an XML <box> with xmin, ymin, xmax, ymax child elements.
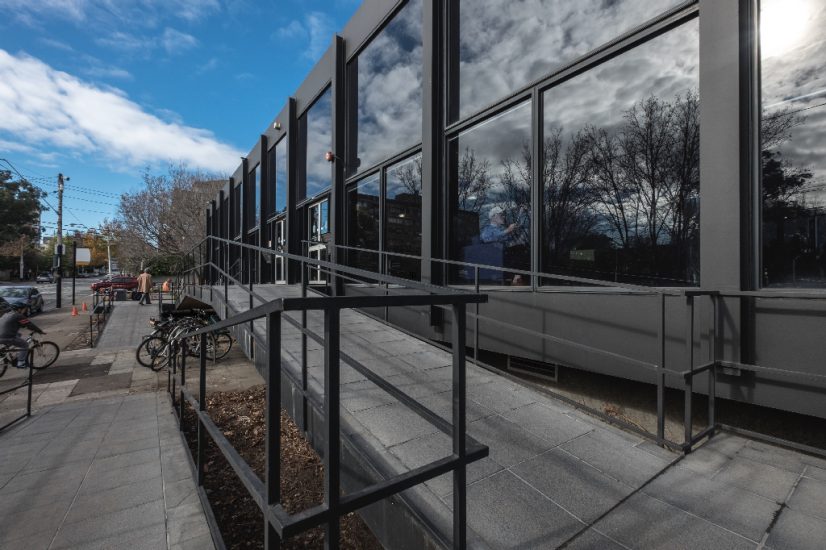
<box><xmin>76</xmin><ymin>247</ymin><xmax>92</xmax><ymax>265</ymax></box>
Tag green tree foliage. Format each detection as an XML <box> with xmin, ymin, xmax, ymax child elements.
<box><xmin>0</xmin><ymin>170</ymin><xmax>43</xmax><ymax>245</ymax></box>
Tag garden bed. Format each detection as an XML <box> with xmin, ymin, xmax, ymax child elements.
<box><xmin>182</xmin><ymin>386</ymin><xmax>382</xmax><ymax>549</ymax></box>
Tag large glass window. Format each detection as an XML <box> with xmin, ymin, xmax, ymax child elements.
<box><xmin>347</xmin><ymin>0</ymin><xmax>423</xmax><ymax>175</ymax></box>
<box><xmin>761</xmin><ymin>0</ymin><xmax>826</xmax><ymax>288</ymax></box>
<box><xmin>346</xmin><ymin>173</ymin><xmax>381</xmax><ymax>273</ymax></box>
<box><xmin>250</xmin><ymin>164</ymin><xmax>260</xmax><ymax>228</ymax></box>
<box><xmin>541</xmin><ymin>20</ymin><xmax>700</xmax><ymax>287</ymax></box>
<box><xmin>298</xmin><ymin>87</ymin><xmax>332</xmax><ymax>201</ymax></box>
<box><xmin>268</xmin><ymin>138</ymin><xmax>288</xmax><ymax>217</ymax></box>
<box><xmin>449</xmin><ymin>102</ymin><xmax>532</xmax><ymax>285</ymax></box>
<box><xmin>452</xmin><ymin>0</ymin><xmax>682</xmax><ymax>122</ymax></box>
<box><xmin>386</xmin><ymin>154</ymin><xmax>422</xmax><ymax>279</ymax></box>
<box><xmin>233</xmin><ymin>182</ymin><xmax>242</xmax><ymax>237</ymax></box>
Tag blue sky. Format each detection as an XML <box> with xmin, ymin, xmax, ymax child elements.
<box><xmin>0</xmin><ymin>0</ymin><xmax>359</xmax><ymax>237</ymax></box>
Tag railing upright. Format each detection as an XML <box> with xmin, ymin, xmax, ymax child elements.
<box><xmin>656</xmin><ymin>293</ymin><xmax>666</xmax><ymax>445</ymax></box>
<box><xmin>323</xmin><ymin>306</ymin><xmax>342</xmax><ymax>550</ymax></box>
<box><xmin>265</xmin><ymin>311</ymin><xmax>282</xmax><ymax>550</ymax></box>
<box><xmin>474</xmin><ymin>266</ymin><xmax>480</xmax><ymax>364</ymax></box>
<box><xmin>197</xmin><ymin>333</ymin><xmax>207</xmax><ymax>486</ymax></box>
<box><xmin>180</xmin><ymin>340</ymin><xmax>188</xmax><ymax>432</ymax></box>
<box><xmin>452</xmin><ymin>303</ymin><xmax>468</xmax><ymax>550</ymax></box>
<box><xmin>683</xmin><ymin>295</ymin><xmax>694</xmax><ymax>450</ymax></box>
<box><xmin>301</xmin><ymin>256</ymin><xmax>309</xmax><ymax>433</ymax></box>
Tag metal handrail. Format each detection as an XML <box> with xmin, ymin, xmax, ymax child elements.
<box><xmin>313</xmin><ymin>240</ymin><xmax>696</xmax><ymax>296</ymax></box>
<box><xmin>168</xmin><ymin>246</ymin><xmax>488</xmax><ymax>549</ymax></box>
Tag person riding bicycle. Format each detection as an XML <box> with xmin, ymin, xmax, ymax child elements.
<box><xmin>0</xmin><ymin>300</ymin><xmax>45</xmax><ymax>369</ymax></box>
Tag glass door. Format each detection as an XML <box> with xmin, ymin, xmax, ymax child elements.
<box><xmin>307</xmin><ymin>199</ymin><xmax>329</xmax><ymax>284</ymax></box>
<box><xmin>275</xmin><ymin>218</ymin><xmax>286</xmax><ymax>284</ymax></box>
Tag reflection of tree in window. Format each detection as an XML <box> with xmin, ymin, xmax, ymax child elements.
<box><xmin>541</xmin><ymin>21</ymin><xmax>700</xmax><ymax>286</ymax></box>
<box><xmin>386</xmin><ymin>155</ymin><xmax>422</xmax><ymax>279</ymax></box>
<box><xmin>761</xmin><ymin>0</ymin><xmax>826</xmax><ymax>288</ymax></box>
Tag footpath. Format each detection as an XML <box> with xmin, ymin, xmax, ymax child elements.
<box><xmin>0</xmin><ymin>301</ymin><xmax>215</xmax><ymax>550</ymax></box>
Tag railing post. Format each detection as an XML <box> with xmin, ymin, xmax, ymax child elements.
<box><xmin>452</xmin><ymin>303</ymin><xmax>467</xmax><ymax>550</ymax></box>
<box><xmin>709</xmin><ymin>294</ymin><xmax>718</xmax><ymax>434</ymax></box>
<box><xmin>301</xmin><ymin>258</ymin><xmax>308</xmax><ymax>433</ymax></box>
<box><xmin>180</xmin><ymin>339</ymin><xmax>188</xmax><ymax>431</ymax></box>
<box><xmin>683</xmin><ymin>295</ymin><xmax>694</xmax><ymax>451</ymax></box>
<box><xmin>171</xmin><ymin>341</ymin><xmax>178</xmax><ymax>409</ymax></box>
<box><xmin>656</xmin><ymin>293</ymin><xmax>666</xmax><ymax>445</ymax></box>
<box><xmin>224</xmin><ymin>242</ymin><xmax>230</xmax><ymax>319</ymax></box>
<box><xmin>26</xmin><ymin>357</ymin><xmax>33</xmax><ymax>417</ymax></box>
<box><xmin>323</xmin><ymin>307</ymin><xmax>341</xmax><ymax>550</ymax></box>
<box><xmin>265</xmin><ymin>311</ymin><xmax>282</xmax><ymax>550</ymax></box>
<box><xmin>474</xmin><ymin>266</ymin><xmax>480</xmax><ymax>363</ymax></box>
<box><xmin>197</xmin><ymin>333</ymin><xmax>207</xmax><ymax>486</ymax></box>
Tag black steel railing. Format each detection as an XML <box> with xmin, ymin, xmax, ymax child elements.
<box><xmin>305</xmin><ymin>242</ymin><xmax>826</xmax><ymax>459</ymax></box>
<box><xmin>168</xmin><ymin>236</ymin><xmax>489</xmax><ymax>549</ymax></box>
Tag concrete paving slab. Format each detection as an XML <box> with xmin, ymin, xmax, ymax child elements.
<box><xmin>592</xmin><ymin>492</ymin><xmax>755</xmax><ymax>550</ymax></box>
<box><xmin>642</xmin><ymin>465</ymin><xmax>779</xmax><ymax>541</ymax></box>
<box><xmin>468</xmin><ymin>414</ymin><xmax>555</xmax><ymax>469</ymax></box>
<box><xmin>501</xmin><ymin>402</ymin><xmax>594</xmax><ymax>447</ymax></box>
<box><xmin>787</xmin><ymin>476</ymin><xmax>826</xmax><ymax>521</ymax></box>
<box><xmin>511</xmin><ymin>448</ymin><xmax>636</xmax><ymax>523</ymax></box>
<box><xmin>466</xmin><ymin>470</ymin><xmax>583</xmax><ymax>550</ymax></box>
<box><xmin>712</xmin><ymin>455</ymin><xmax>800</xmax><ymax>502</ymax></box>
<box><xmin>766</xmin><ymin>508</ymin><xmax>826</xmax><ymax>550</ymax></box>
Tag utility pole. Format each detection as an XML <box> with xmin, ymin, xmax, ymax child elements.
<box><xmin>55</xmin><ymin>173</ymin><xmax>66</xmax><ymax>308</ymax></box>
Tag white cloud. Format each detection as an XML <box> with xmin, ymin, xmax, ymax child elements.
<box><xmin>93</xmin><ymin>28</ymin><xmax>198</xmax><ymax>56</ymax></box>
<box><xmin>0</xmin><ymin>0</ymin><xmax>221</xmax><ymax>26</ymax></box>
<box><xmin>0</xmin><ymin>49</ymin><xmax>241</xmax><ymax>173</ymax></box>
<box><xmin>162</xmin><ymin>28</ymin><xmax>199</xmax><ymax>54</ymax></box>
<box><xmin>274</xmin><ymin>12</ymin><xmax>333</xmax><ymax>62</ymax></box>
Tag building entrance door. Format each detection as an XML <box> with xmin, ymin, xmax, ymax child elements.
<box><xmin>307</xmin><ymin>199</ymin><xmax>329</xmax><ymax>284</ymax></box>
<box><xmin>275</xmin><ymin>218</ymin><xmax>286</xmax><ymax>284</ymax></box>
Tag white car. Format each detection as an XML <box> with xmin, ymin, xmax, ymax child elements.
<box><xmin>35</xmin><ymin>272</ymin><xmax>53</xmax><ymax>284</ymax></box>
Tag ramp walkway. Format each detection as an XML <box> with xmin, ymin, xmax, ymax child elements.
<box><xmin>188</xmin><ymin>282</ymin><xmax>826</xmax><ymax>550</ymax></box>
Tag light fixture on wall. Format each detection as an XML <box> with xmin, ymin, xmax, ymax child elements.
<box><xmin>273</xmin><ymin>121</ymin><xmax>282</xmax><ymax>130</ymax></box>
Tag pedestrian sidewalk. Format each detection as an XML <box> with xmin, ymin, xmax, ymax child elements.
<box><xmin>0</xmin><ymin>300</ymin><xmax>215</xmax><ymax>549</ymax></box>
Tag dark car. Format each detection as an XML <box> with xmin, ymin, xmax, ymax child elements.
<box><xmin>0</xmin><ymin>286</ymin><xmax>44</xmax><ymax>314</ymax></box>
<box><xmin>90</xmin><ymin>275</ymin><xmax>139</xmax><ymax>292</ymax></box>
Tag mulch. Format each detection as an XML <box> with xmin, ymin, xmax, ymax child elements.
<box><xmin>182</xmin><ymin>386</ymin><xmax>382</xmax><ymax>549</ymax></box>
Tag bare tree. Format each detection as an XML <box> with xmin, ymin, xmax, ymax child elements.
<box><xmin>115</xmin><ymin>165</ymin><xmax>226</xmax><ymax>272</ymax></box>
<box><xmin>456</xmin><ymin>147</ymin><xmax>491</xmax><ymax>213</ymax></box>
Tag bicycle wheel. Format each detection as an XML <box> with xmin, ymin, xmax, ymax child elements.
<box><xmin>136</xmin><ymin>336</ymin><xmax>167</xmax><ymax>369</ymax></box>
<box><xmin>30</xmin><ymin>341</ymin><xmax>59</xmax><ymax>370</ymax></box>
<box><xmin>210</xmin><ymin>332</ymin><xmax>233</xmax><ymax>360</ymax></box>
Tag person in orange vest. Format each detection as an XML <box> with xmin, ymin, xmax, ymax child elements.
<box><xmin>162</xmin><ymin>278</ymin><xmax>172</xmax><ymax>293</ymax></box>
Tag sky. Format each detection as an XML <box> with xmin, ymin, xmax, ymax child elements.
<box><xmin>0</xmin><ymin>0</ymin><xmax>360</xmax><ymax>238</ymax></box>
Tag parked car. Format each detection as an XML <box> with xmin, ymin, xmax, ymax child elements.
<box><xmin>90</xmin><ymin>275</ymin><xmax>139</xmax><ymax>292</ymax></box>
<box><xmin>0</xmin><ymin>286</ymin><xmax>44</xmax><ymax>314</ymax></box>
<box><xmin>35</xmin><ymin>272</ymin><xmax>53</xmax><ymax>283</ymax></box>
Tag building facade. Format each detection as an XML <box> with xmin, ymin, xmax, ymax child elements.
<box><xmin>205</xmin><ymin>0</ymin><xmax>826</xmax><ymax>419</ymax></box>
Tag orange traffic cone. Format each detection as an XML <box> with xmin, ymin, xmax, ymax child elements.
<box><xmin>81</xmin><ymin>302</ymin><xmax>88</xmax><ymax>312</ymax></box>
<box><xmin>71</xmin><ymin>306</ymin><xmax>78</xmax><ymax>316</ymax></box>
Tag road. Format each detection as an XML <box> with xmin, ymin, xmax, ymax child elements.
<box><xmin>1</xmin><ymin>279</ymin><xmax>103</xmax><ymax>350</ymax></box>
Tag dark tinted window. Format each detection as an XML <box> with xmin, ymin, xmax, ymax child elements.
<box><xmin>541</xmin><ymin>20</ymin><xmax>700</xmax><ymax>287</ymax></box>
<box><xmin>346</xmin><ymin>173</ymin><xmax>381</xmax><ymax>272</ymax></box>
<box><xmin>298</xmin><ymin>87</ymin><xmax>332</xmax><ymax>201</ymax></box>
<box><xmin>347</xmin><ymin>0</ymin><xmax>423</xmax><ymax>175</ymax></box>
<box><xmin>275</xmin><ymin>138</ymin><xmax>287</xmax><ymax>214</ymax></box>
<box><xmin>250</xmin><ymin>164</ymin><xmax>260</xmax><ymax>228</ymax></box>
<box><xmin>453</xmin><ymin>0</ymin><xmax>682</xmax><ymax>122</ymax></box>
<box><xmin>449</xmin><ymin>102</ymin><xmax>532</xmax><ymax>285</ymax></box>
<box><xmin>761</xmin><ymin>0</ymin><xmax>826</xmax><ymax>288</ymax></box>
<box><xmin>386</xmin><ymin>155</ymin><xmax>422</xmax><ymax>280</ymax></box>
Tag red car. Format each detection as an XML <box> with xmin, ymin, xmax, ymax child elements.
<box><xmin>90</xmin><ymin>275</ymin><xmax>139</xmax><ymax>292</ymax></box>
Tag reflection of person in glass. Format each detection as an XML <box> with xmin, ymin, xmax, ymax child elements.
<box><xmin>481</xmin><ymin>206</ymin><xmax>518</xmax><ymax>244</ymax></box>
<box><xmin>481</xmin><ymin>206</ymin><xmax>527</xmax><ymax>285</ymax></box>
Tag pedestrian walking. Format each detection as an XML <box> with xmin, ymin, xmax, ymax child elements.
<box><xmin>137</xmin><ymin>269</ymin><xmax>153</xmax><ymax>305</ymax></box>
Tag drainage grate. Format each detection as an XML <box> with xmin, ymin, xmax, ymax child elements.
<box><xmin>507</xmin><ymin>356</ymin><xmax>559</xmax><ymax>382</ymax></box>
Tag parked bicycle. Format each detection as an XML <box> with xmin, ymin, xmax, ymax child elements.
<box><xmin>0</xmin><ymin>333</ymin><xmax>60</xmax><ymax>378</ymax></box>
<box><xmin>136</xmin><ymin>309</ymin><xmax>232</xmax><ymax>371</ymax></box>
